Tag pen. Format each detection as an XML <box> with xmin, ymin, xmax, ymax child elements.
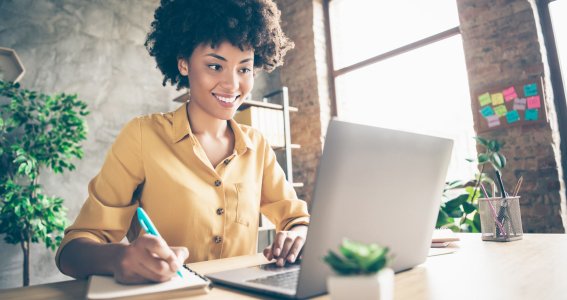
<box><xmin>137</xmin><ymin>207</ymin><xmax>184</xmax><ymax>278</ymax></box>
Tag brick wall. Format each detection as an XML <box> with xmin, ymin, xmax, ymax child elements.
<box><xmin>457</xmin><ymin>0</ymin><xmax>566</xmax><ymax>232</ymax></box>
<box><xmin>278</xmin><ymin>0</ymin><xmax>333</xmax><ymax>204</ymax></box>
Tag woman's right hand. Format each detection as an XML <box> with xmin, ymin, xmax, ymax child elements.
<box><xmin>112</xmin><ymin>234</ymin><xmax>189</xmax><ymax>284</ymax></box>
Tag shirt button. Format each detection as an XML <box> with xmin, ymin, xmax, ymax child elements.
<box><xmin>214</xmin><ymin>180</ymin><xmax>222</xmax><ymax>187</ymax></box>
<box><xmin>223</xmin><ymin>159</ymin><xmax>231</xmax><ymax>165</ymax></box>
<box><xmin>216</xmin><ymin>208</ymin><xmax>225</xmax><ymax>215</ymax></box>
<box><xmin>214</xmin><ymin>236</ymin><xmax>223</xmax><ymax>243</ymax></box>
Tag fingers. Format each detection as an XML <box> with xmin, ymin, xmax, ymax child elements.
<box><xmin>114</xmin><ymin>235</ymin><xmax>189</xmax><ymax>284</ymax></box>
<box><xmin>286</xmin><ymin>236</ymin><xmax>305</xmax><ymax>264</ymax></box>
<box><xmin>276</xmin><ymin>236</ymin><xmax>295</xmax><ymax>266</ymax></box>
<box><xmin>266</xmin><ymin>232</ymin><xmax>306</xmax><ymax>267</ymax></box>
<box><xmin>263</xmin><ymin>245</ymin><xmax>273</xmax><ymax>261</ymax></box>
<box><xmin>171</xmin><ymin>246</ymin><xmax>190</xmax><ymax>263</ymax></box>
<box><xmin>271</xmin><ymin>231</ymin><xmax>287</xmax><ymax>258</ymax></box>
<box><xmin>136</xmin><ymin>259</ymin><xmax>174</xmax><ymax>283</ymax></box>
<box><xmin>139</xmin><ymin>235</ymin><xmax>180</xmax><ymax>273</ymax></box>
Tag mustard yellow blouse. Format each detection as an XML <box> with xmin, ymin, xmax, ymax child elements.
<box><xmin>55</xmin><ymin>103</ymin><xmax>309</xmax><ymax>268</ymax></box>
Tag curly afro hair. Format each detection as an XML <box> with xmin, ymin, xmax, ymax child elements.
<box><xmin>145</xmin><ymin>0</ymin><xmax>294</xmax><ymax>89</ymax></box>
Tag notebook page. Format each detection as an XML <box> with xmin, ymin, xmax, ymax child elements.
<box><xmin>87</xmin><ymin>266</ymin><xmax>208</xmax><ymax>299</ymax></box>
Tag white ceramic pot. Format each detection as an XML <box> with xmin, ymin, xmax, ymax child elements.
<box><xmin>327</xmin><ymin>268</ymin><xmax>394</xmax><ymax>300</ymax></box>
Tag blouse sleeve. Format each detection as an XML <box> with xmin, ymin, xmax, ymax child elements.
<box><xmin>55</xmin><ymin>118</ymin><xmax>144</xmax><ymax>270</ymax></box>
<box><xmin>258</xmin><ymin>135</ymin><xmax>310</xmax><ymax>232</ymax></box>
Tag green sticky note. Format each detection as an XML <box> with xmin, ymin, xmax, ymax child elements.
<box><xmin>478</xmin><ymin>93</ymin><xmax>492</xmax><ymax>106</ymax></box>
<box><xmin>480</xmin><ymin>106</ymin><xmax>495</xmax><ymax>117</ymax></box>
<box><xmin>524</xmin><ymin>83</ymin><xmax>538</xmax><ymax>96</ymax></box>
<box><xmin>506</xmin><ymin>110</ymin><xmax>520</xmax><ymax>123</ymax></box>
<box><xmin>491</xmin><ymin>93</ymin><xmax>504</xmax><ymax>105</ymax></box>
<box><xmin>494</xmin><ymin>105</ymin><xmax>508</xmax><ymax>117</ymax></box>
<box><xmin>525</xmin><ymin>108</ymin><xmax>539</xmax><ymax>121</ymax></box>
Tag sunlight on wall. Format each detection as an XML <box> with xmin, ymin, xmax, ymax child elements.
<box><xmin>550</xmin><ymin>0</ymin><xmax>567</xmax><ymax>89</ymax></box>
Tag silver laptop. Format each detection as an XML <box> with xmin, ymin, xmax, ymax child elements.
<box><xmin>207</xmin><ymin>119</ymin><xmax>453</xmax><ymax>299</ymax></box>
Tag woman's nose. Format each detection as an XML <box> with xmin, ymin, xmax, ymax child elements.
<box><xmin>220</xmin><ymin>70</ymin><xmax>239</xmax><ymax>89</ymax></box>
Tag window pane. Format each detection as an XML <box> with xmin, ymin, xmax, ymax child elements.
<box><xmin>329</xmin><ymin>0</ymin><xmax>460</xmax><ymax>69</ymax></box>
<box><xmin>335</xmin><ymin>35</ymin><xmax>477</xmax><ymax>180</ymax></box>
<box><xmin>550</xmin><ymin>0</ymin><xmax>567</xmax><ymax>90</ymax></box>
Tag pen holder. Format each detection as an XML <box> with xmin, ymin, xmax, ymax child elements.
<box><xmin>478</xmin><ymin>196</ymin><xmax>523</xmax><ymax>242</ymax></box>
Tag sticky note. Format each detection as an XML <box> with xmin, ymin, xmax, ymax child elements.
<box><xmin>525</xmin><ymin>109</ymin><xmax>539</xmax><ymax>121</ymax></box>
<box><xmin>486</xmin><ymin>115</ymin><xmax>500</xmax><ymax>128</ymax></box>
<box><xmin>480</xmin><ymin>106</ymin><xmax>495</xmax><ymax>117</ymax></box>
<box><xmin>524</xmin><ymin>83</ymin><xmax>538</xmax><ymax>96</ymax></box>
<box><xmin>503</xmin><ymin>86</ymin><xmax>518</xmax><ymax>101</ymax></box>
<box><xmin>506</xmin><ymin>110</ymin><xmax>520</xmax><ymax>123</ymax></box>
<box><xmin>527</xmin><ymin>95</ymin><xmax>541</xmax><ymax>109</ymax></box>
<box><xmin>494</xmin><ymin>105</ymin><xmax>508</xmax><ymax>117</ymax></box>
<box><xmin>491</xmin><ymin>93</ymin><xmax>504</xmax><ymax>105</ymax></box>
<box><xmin>478</xmin><ymin>93</ymin><xmax>492</xmax><ymax>106</ymax></box>
<box><xmin>513</xmin><ymin>98</ymin><xmax>527</xmax><ymax>111</ymax></box>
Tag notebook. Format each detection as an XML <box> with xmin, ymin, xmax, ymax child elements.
<box><xmin>86</xmin><ymin>265</ymin><xmax>211</xmax><ymax>299</ymax></box>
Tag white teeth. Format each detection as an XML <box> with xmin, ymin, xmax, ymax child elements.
<box><xmin>214</xmin><ymin>94</ymin><xmax>238</xmax><ymax>103</ymax></box>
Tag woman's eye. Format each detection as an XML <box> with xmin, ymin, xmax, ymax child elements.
<box><xmin>208</xmin><ymin>64</ymin><xmax>222</xmax><ymax>71</ymax></box>
<box><xmin>240</xmin><ymin>68</ymin><xmax>252</xmax><ymax>74</ymax></box>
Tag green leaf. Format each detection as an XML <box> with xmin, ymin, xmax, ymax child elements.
<box><xmin>474</xmin><ymin>136</ymin><xmax>489</xmax><ymax>147</ymax></box>
<box><xmin>462</xmin><ymin>201</ymin><xmax>477</xmax><ymax>214</ymax></box>
<box><xmin>444</xmin><ymin>194</ymin><xmax>469</xmax><ymax>211</ymax></box>
<box><xmin>478</xmin><ymin>153</ymin><xmax>489</xmax><ymax>164</ymax></box>
<box><xmin>498</xmin><ymin>153</ymin><xmax>506</xmax><ymax>169</ymax></box>
<box><xmin>491</xmin><ymin>152</ymin><xmax>503</xmax><ymax>170</ymax></box>
<box><xmin>488</xmin><ymin>140</ymin><xmax>500</xmax><ymax>152</ymax></box>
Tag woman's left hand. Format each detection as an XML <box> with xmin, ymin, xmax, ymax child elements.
<box><xmin>263</xmin><ymin>225</ymin><xmax>308</xmax><ymax>267</ymax></box>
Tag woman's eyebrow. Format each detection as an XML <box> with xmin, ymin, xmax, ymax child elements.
<box><xmin>205</xmin><ymin>53</ymin><xmax>253</xmax><ymax>64</ymax></box>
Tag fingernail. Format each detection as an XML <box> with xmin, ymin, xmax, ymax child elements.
<box><xmin>277</xmin><ymin>258</ymin><xmax>284</xmax><ymax>266</ymax></box>
<box><xmin>288</xmin><ymin>254</ymin><xmax>295</xmax><ymax>262</ymax></box>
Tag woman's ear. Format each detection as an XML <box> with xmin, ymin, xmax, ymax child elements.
<box><xmin>178</xmin><ymin>58</ymin><xmax>189</xmax><ymax>76</ymax></box>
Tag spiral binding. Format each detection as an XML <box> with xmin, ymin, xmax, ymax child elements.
<box><xmin>183</xmin><ymin>265</ymin><xmax>213</xmax><ymax>287</ymax></box>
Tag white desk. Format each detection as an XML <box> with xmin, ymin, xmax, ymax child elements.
<box><xmin>0</xmin><ymin>233</ymin><xmax>565</xmax><ymax>299</ymax></box>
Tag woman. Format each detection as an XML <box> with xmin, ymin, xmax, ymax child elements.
<box><xmin>56</xmin><ymin>0</ymin><xmax>309</xmax><ymax>284</ymax></box>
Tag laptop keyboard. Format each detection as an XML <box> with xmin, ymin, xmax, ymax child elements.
<box><xmin>247</xmin><ymin>269</ymin><xmax>299</xmax><ymax>291</ymax></box>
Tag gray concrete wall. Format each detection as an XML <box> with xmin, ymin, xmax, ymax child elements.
<box><xmin>0</xmin><ymin>0</ymin><xmax>280</xmax><ymax>288</ymax></box>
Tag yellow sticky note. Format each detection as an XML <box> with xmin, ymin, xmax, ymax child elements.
<box><xmin>494</xmin><ymin>104</ymin><xmax>508</xmax><ymax>117</ymax></box>
<box><xmin>491</xmin><ymin>93</ymin><xmax>504</xmax><ymax>105</ymax></box>
<box><xmin>478</xmin><ymin>93</ymin><xmax>491</xmax><ymax>106</ymax></box>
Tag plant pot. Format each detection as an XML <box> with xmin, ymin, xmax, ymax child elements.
<box><xmin>327</xmin><ymin>268</ymin><xmax>394</xmax><ymax>300</ymax></box>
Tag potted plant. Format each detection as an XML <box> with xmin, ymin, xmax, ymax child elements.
<box><xmin>437</xmin><ymin>137</ymin><xmax>506</xmax><ymax>232</ymax></box>
<box><xmin>323</xmin><ymin>239</ymin><xmax>394</xmax><ymax>300</ymax></box>
<box><xmin>0</xmin><ymin>80</ymin><xmax>89</xmax><ymax>286</ymax></box>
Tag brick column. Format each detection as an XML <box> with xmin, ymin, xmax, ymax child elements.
<box><xmin>457</xmin><ymin>0</ymin><xmax>566</xmax><ymax>232</ymax></box>
<box><xmin>277</xmin><ymin>0</ymin><xmax>333</xmax><ymax>204</ymax></box>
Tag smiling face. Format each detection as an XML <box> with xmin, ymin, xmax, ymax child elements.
<box><xmin>178</xmin><ymin>41</ymin><xmax>254</xmax><ymax>121</ymax></box>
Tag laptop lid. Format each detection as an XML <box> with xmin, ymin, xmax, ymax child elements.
<box><xmin>206</xmin><ymin>119</ymin><xmax>453</xmax><ymax>299</ymax></box>
<box><xmin>295</xmin><ymin>119</ymin><xmax>453</xmax><ymax>299</ymax></box>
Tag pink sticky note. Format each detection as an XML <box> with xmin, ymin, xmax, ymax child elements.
<box><xmin>527</xmin><ymin>95</ymin><xmax>541</xmax><ymax>109</ymax></box>
<box><xmin>486</xmin><ymin>115</ymin><xmax>500</xmax><ymax>128</ymax></box>
<box><xmin>503</xmin><ymin>86</ymin><xmax>518</xmax><ymax>102</ymax></box>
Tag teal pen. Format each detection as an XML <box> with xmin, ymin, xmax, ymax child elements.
<box><xmin>137</xmin><ymin>207</ymin><xmax>184</xmax><ymax>278</ymax></box>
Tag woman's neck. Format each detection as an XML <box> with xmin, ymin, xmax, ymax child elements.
<box><xmin>186</xmin><ymin>101</ymin><xmax>230</xmax><ymax>138</ymax></box>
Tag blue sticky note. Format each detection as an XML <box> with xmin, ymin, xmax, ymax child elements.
<box><xmin>525</xmin><ymin>108</ymin><xmax>539</xmax><ymax>121</ymax></box>
<box><xmin>506</xmin><ymin>110</ymin><xmax>520</xmax><ymax>123</ymax></box>
<box><xmin>480</xmin><ymin>106</ymin><xmax>495</xmax><ymax>117</ymax></box>
<box><xmin>524</xmin><ymin>83</ymin><xmax>538</xmax><ymax>97</ymax></box>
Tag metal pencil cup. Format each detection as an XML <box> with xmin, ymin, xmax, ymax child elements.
<box><xmin>478</xmin><ymin>197</ymin><xmax>523</xmax><ymax>242</ymax></box>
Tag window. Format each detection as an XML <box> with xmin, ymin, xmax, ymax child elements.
<box><xmin>328</xmin><ymin>0</ymin><xmax>477</xmax><ymax>181</ymax></box>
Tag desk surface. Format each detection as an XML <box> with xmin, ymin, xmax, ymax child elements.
<box><xmin>1</xmin><ymin>233</ymin><xmax>566</xmax><ymax>300</ymax></box>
